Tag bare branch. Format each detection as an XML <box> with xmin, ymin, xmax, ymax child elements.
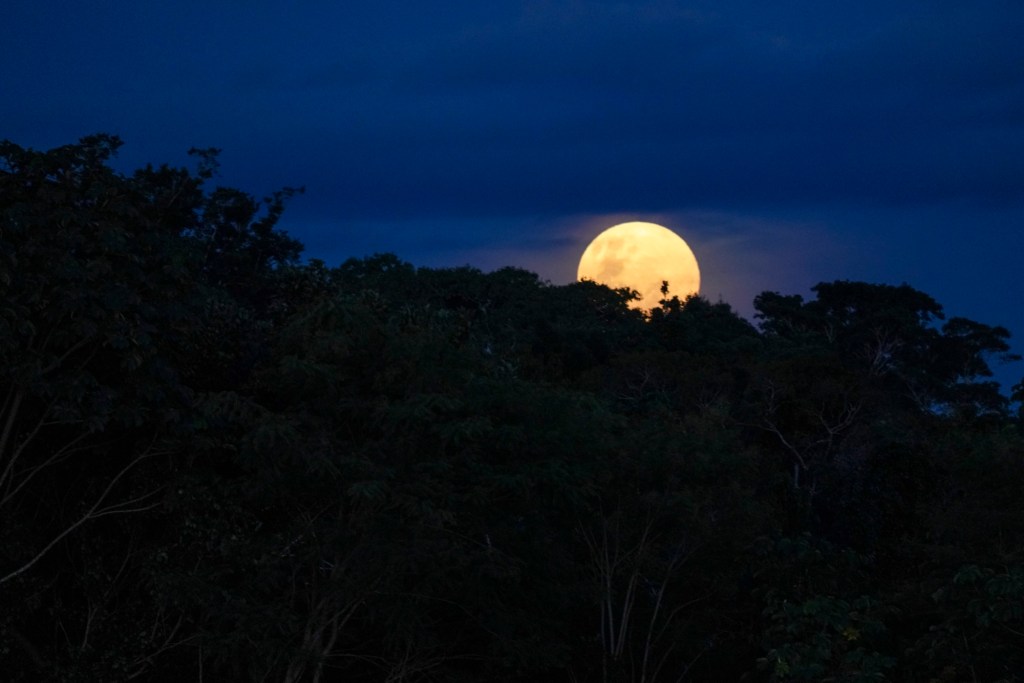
<box><xmin>0</xmin><ymin>448</ymin><xmax>160</xmax><ymax>585</ymax></box>
<box><xmin>0</xmin><ymin>391</ymin><xmax>24</xmax><ymax>464</ymax></box>
<box><xmin>763</xmin><ymin>419</ymin><xmax>808</xmax><ymax>472</ymax></box>
<box><xmin>2</xmin><ymin>428</ymin><xmax>95</xmax><ymax>506</ymax></box>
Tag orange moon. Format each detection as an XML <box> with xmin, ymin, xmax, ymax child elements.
<box><xmin>577</xmin><ymin>221</ymin><xmax>700</xmax><ymax>310</ymax></box>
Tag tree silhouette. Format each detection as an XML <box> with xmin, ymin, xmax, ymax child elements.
<box><xmin>2</xmin><ymin>135</ymin><xmax>1023</xmax><ymax>681</ymax></box>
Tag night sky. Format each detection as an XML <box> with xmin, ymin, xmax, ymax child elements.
<box><xmin>3</xmin><ymin>1</ymin><xmax>1023</xmax><ymax>384</ymax></box>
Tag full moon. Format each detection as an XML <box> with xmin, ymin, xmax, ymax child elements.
<box><xmin>577</xmin><ymin>221</ymin><xmax>701</xmax><ymax>310</ymax></box>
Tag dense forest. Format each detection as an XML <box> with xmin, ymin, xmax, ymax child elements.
<box><xmin>2</xmin><ymin>135</ymin><xmax>1023</xmax><ymax>682</ymax></box>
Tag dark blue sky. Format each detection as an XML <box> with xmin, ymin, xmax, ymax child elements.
<box><xmin>3</xmin><ymin>1</ymin><xmax>1023</xmax><ymax>380</ymax></box>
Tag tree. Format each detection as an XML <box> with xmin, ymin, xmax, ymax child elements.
<box><xmin>0</xmin><ymin>135</ymin><xmax>304</xmax><ymax>679</ymax></box>
<box><xmin>0</xmin><ymin>136</ymin><xmax>192</xmax><ymax>583</ymax></box>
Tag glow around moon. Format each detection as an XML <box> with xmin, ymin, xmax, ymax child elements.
<box><xmin>577</xmin><ymin>221</ymin><xmax>700</xmax><ymax>310</ymax></box>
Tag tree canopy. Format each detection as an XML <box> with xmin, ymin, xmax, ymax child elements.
<box><xmin>2</xmin><ymin>136</ymin><xmax>1023</xmax><ymax>682</ymax></box>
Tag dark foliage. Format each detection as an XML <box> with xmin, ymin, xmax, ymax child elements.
<box><xmin>2</xmin><ymin>136</ymin><xmax>1022</xmax><ymax>681</ymax></box>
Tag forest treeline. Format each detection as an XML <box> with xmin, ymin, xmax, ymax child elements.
<box><xmin>2</xmin><ymin>135</ymin><xmax>1024</xmax><ymax>682</ymax></box>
